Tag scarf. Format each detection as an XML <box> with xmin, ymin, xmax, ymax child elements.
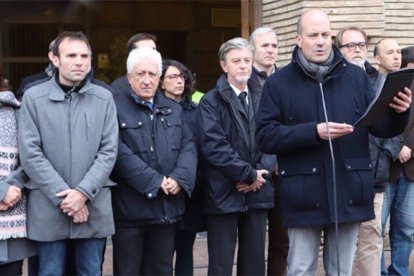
<box><xmin>297</xmin><ymin>48</ymin><xmax>334</xmax><ymax>82</ymax></box>
<box><xmin>0</xmin><ymin>91</ymin><xmax>26</xmax><ymax>240</ymax></box>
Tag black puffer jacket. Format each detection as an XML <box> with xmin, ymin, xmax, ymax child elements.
<box><xmin>111</xmin><ymin>90</ymin><xmax>197</xmax><ymax>227</ymax></box>
<box><xmin>196</xmin><ymin>75</ymin><xmax>276</xmax><ymax>214</ymax></box>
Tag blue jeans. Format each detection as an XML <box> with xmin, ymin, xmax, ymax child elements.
<box><xmin>37</xmin><ymin>238</ymin><xmax>106</xmax><ymax>276</ymax></box>
<box><xmin>381</xmin><ymin>172</ymin><xmax>414</xmax><ymax>276</ymax></box>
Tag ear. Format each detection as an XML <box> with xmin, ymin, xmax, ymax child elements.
<box><xmin>47</xmin><ymin>51</ymin><xmax>54</xmax><ymax>62</ymax></box>
<box><xmin>374</xmin><ymin>55</ymin><xmax>380</xmax><ymax>65</ymax></box>
<box><xmin>296</xmin><ymin>34</ymin><xmax>302</xmax><ymax>48</ymax></box>
<box><xmin>126</xmin><ymin>74</ymin><xmax>133</xmax><ymax>85</ymax></box>
<box><xmin>51</xmin><ymin>54</ymin><xmax>60</xmax><ymax>68</ymax></box>
<box><xmin>220</xmin><ymin>60</ymin><xmax>227</xmax><ymax>73</ymax></box>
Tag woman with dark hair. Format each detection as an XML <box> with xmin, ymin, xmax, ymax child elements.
<box><xmin>0</xmin><ymin>78</ymin><xmax>35</xmax><ymax>275</ymax></box>
<box><xmin>160</xmin><ymin>59</ymin><xmax>204</xmax><ymax>275</ymax></box>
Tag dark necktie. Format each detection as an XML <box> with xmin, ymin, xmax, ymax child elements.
<box><xmin>145</xmin><ymin>101</ymin><xmax>153</xmax><ymax>110</ymax></box>
<box><xmin>238</xmin><ymin>91</ymin><xmax>249</xmax><ymax>115</ymax></box>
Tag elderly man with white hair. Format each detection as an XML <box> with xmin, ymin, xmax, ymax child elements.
<box><xmin>110</xmin><ymin>47</ymin><xmax>197</xmax><ymax>275</ymax></box>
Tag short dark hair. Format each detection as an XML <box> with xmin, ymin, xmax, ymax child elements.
<box><xmin>373</xmin><ymin>38</ymin><xmax>386</xmax><ymax>57</ymax></box>
<box><xmin>401</xmin><ymin>46</ymin><xmax>414</xmax><ymax>68</ymax></box>
<box><xmin>335</xmin><ymin>26</ymin><xmax>367</xmax><ymax>48</ymax></box>
<box><xmin>126</xmin><ymin>32</ymin><xmax>157</xmax><ymax>53</ymax></box>
<box><xmin>52</xmin><ymin>31</ymin><xmax>90</xmax><ymax>57</ymax></box>
<box><xmin>160</xmin><ymin>59</ymin><xmax>195</xmax><ymax>99</ymax></box>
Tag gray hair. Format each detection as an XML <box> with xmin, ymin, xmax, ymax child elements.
<box><xmin>249</xmin><ymin>27</ymin><xmax>277</xmax><ymax>50</ymax></box>
<box><xmin>218</xmin><ymin>37</ymin><xmax>253</xmax><ymax>62</ymax></box>
<box><xmin>126</xmin><ymin>47</ymin><xmax>162</xmax><ymax>74</ymax></box>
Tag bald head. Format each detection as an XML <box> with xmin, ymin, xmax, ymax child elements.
<box><xmin>296</xmin><ymin>9</ymin><xmax>332</xmax><ymax>64</ymax></box>
<box><xmin>297</xmin><ymin>9</ymin><xmax>330</xmax><ymax>34</ymax></box>
<box><xmin>374</xmin><ymin>38</ymin><xmax>401</xmax><ymax>73</ymax></box>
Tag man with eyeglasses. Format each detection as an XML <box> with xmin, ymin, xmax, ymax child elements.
<box><xmin>378</xmin><ymin>39</ymin><xmax>414</xmax><ymax>276</ymax></box>
<box><xmin>110</xmin><ymin>47</ymin><xmax>197</xmax><ymax>275</ymax></box>
<box><xmin>336</xmin><ymin>26</ymin><xmax>403</xmax><ymax>276</ymax></box>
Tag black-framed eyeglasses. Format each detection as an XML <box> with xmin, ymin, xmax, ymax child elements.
<box><xmin>340</xmin><ymin>42</ymin><xmax>367</xmax><ymax>51</ymax></box>
<box><xmin>164</xmin><ymin>74</ymin><xmax>187</xmax><ymax>81</ymax></box>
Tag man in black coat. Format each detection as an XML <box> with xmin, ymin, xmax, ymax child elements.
<box><xmin>256</xmin><ymin>10</ymin><xmax>411</xmax><ymax>276</ymax></box>
<box><xmin>110</xmin><ymin>47</ymin><xmax>197</xmax><ymax>275</ymax></box>
<box><xmin>196</xmin><ymin>37</ymin><xmax>276</xmax><ymax>275</ymax></box>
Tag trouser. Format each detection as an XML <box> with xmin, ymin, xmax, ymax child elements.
<box><xmin>353</xmin><ymin>192</ymin><xmax>384</xmax><ymax>276</ymax></box>
<box><xmin>287</xmin><ymin>222</ymin><xmax>359</xmax><ymax>276</ymax></box>
<box><xmin>381</xmin><ymin>172</ymin><xmax>414</xmax><ymax>276</ymax></box>
<box><xmin>37</xmin><ymin>238</ymin><xmax>106</xmax><ymax>276</ymax></box>
<box><xmin>207</xmin><ymin>210</ymin><xmax>268</xmax><ymax>276</ymax></box>
<box><xmin>113</xmin><ymin>224</ymin><xmax>176</xmax><ymax>275</ymax></box>
<box><xmin>174</xmin><ymin>228</ymin><xmax>197</xmax><ymax>276</ymax></box>
<box><xmin>267</xmin><ymin>174</ymin><xmax>289</xmax><ymax>276</ymax></box>
<box><xmin>0</xmin><ymin>260</ymin><xmax>23</xmax><ymax>276</ymax></box>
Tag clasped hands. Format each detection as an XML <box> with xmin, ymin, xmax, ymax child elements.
<box><xmin>236</xmin><ymin>169</ymin><xmax>268</xmax><ymax>193</ymax></box>
<box><xmin>0</xmin><ymin>185</ymin><xmax>22</xmax><ymax>211</ymax></box>
<box><xmin>161</xmin><ymin>176</ymin><xmax>181</xmax><ymax>195</ymax></box>
<box><xmin>56</xmin><ymin>189</ymin><xmax>88</xmax><ymax>224</ymax></box>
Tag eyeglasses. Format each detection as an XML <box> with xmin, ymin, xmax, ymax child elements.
<box><xmin>340</xmin><ymin>42</ymin><xmax>367</xmax><ymax>51</ymax></box>
<box><xmin>164</xmin><ymin>74</ymin><xmax>187</xmax><ymax>81</ymax></box>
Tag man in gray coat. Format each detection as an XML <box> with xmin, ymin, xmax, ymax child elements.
<box><xmin>18</xmin><ymin>31</ymin><xmax>118</xmax><ymax>275</ymax></box>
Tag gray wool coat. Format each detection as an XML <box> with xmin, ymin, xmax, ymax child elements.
<box><xmin>18</xmin><ymin>78</ymin><xmax>118</xmax><ymax>242</ymax></box>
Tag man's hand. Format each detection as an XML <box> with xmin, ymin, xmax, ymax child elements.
<box><xmin>160</xmin><ymin>176</ymin><xmax>170</xmax><ymax>195</ymax></box>
<box><xmin>317</xmin><ymin>122</ymin><xmax>353</xmax><ymax>140</ymax></box>
<box><xmin>398</xmin><ymin>145</ymin><xmax>412</xmax><ymax>163</ymax></box>
<box><xmin>390</xmin><ymin>87</ymin><xmax>412</xmax><ymax>113</ymax></box>
<box><xmin>0</xmin><ymin>202</ymin><xmax>10</xmax><ymax>211</ymax></box>
<box><xmin>236</xmin><ymin>169</ymin><xmax>269</xmax><ymax>193</ymax></box>
<box><xmin>72</xmin><ymin>205</ymin><xmax>89</xmax><ymax>224</ymax></box>
<box><xmin>2</xmin><ymin>186</ymin><xmax>22</xmax><ymax>207</ymax></box>
<box><xmin>161</xmin><ymin>177</ymin><xmax>182</xmax><ymax>195</ymax></box>
<box><xmin>56</xmin><ymin>189</ymin><xmax>87</xmax><ymax>216</ymax></box>
<box><xmin>236</xmin><ymin>182</ymin><xmax>252</xmax><ymax>193</ymax></box>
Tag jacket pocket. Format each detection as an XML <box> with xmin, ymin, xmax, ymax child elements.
<box><xmin>161</xmin><ymin>116</ymin><xmax>182</xmax><ymax>150</ymax></box>
<box><xmin>279</xmin><ymin>164</ymin><xmax>322</xmax><ymax>211</ymax></box>
<box><xmin>342</xmin><ymin>157</ymin><xmax>374</xmax><ymax>206</ymax></box>
<box><xmin>119</xmin><ymin>119</ymin><xmax>149</xmax><ymax>153</ymax></box>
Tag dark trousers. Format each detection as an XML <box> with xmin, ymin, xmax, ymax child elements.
<box><xmin>174</xmin><ymin>229</ymin><xmax>197</xmax><ymax>276</ymax></box>
<box><xmin>113</xmin><ymin>224</ymin><xmax>176</xmax><ymax>276</ymax></box>
<box><xmin>207</xmin><ymin>210</ymin><xmax>268</xmax><ymax>276</ymax></box>
<box><xmin>0</xmin><ymin>260</ymin><xmax>23</xmax><ymax>276</ymax></box>
<box><xmin>267</xmin><ymin>174</ymin><xmax>289</xmax><ymax>276</ymax></box>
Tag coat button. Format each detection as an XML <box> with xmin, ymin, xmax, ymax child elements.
<box><xmin>312</xmin><ymin>167</ymin><xmax>317</xmax><ymax>172</ymax></box>
<box><xmin>121</xmin><ymin>123</ymin><xmax>126</xmax><ymax>127</ymax></box>
<box><xmin>315</xmin><ymin>203</ymin><xmax>320</xmax><ymax>208</ymax></box>
<box><xmin>138</xmin><ymin>122</ymin><xmax>142</xmax><ymax>126</ymax></box>
<box><xmin>347</xmin><ymin>165</ymin><xmax>351</xmax><ymax>169</ymax></box>
<box><xmin>148</xmin><ymin>193</ymin><xmax>153</xmax><ymax>198</ymax></box>
<box><xmin>369</xmin><ymin>164</ymin><xmax>372</xmax><ymax>168</ymax></box>
<box><xmin>349</xmin><ymin>199</ymin><xmax>353</xmax><ymax>204</ymax></box>
<box><xmin>343</xmin><ymin>63</ymin><xmax>347</xmax><ymax>67</ymax></box>
<box><xmin>280</xmin><ymin>170</ymin><xmax>285</xmax><ymax>175</ymax></box>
